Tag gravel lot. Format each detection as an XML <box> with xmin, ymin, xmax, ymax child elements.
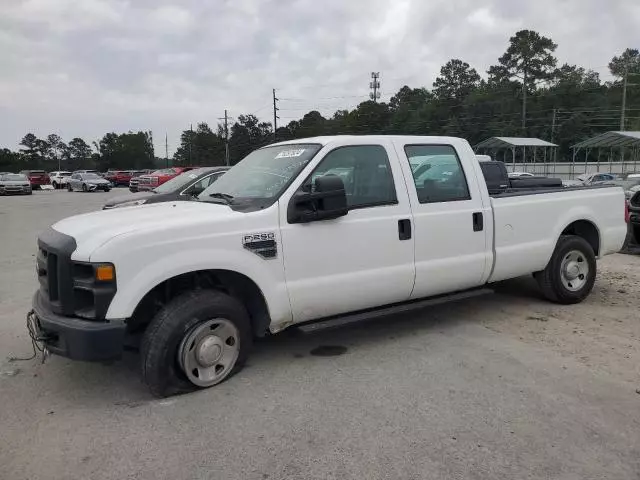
<box><xmin>1</xmin><ymin>190</ymin><xmax>639</xmax><ymax>480</ymax></box>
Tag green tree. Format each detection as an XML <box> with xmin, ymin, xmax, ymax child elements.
<box><xmin>609</xmin><ymin>48</ymin><xmax>640</xmax><ymax>78</ymax></box>
<box><xmin>488</xmin><ymin>29</ymin><xmax>558</xmax><ymax>133</ymax></box>
<box><xmin>174</xmin><ymin>123</ymin><xmax>225</xmax><ymax>166</ymax></box>
<box><xmin>228</xmin><ymin>115</ymin><xmax>272</xmax><ymax>164</ymax></box>
<box><xmin>46</xmin><ymin>134</ymin><xmax>65</xmax><ymax>168</ymax></box>
<box><xmin>488</xmin><ymin>30</ymin><xmax>558</xmax><ymax>88</ymax></box>
<box><xmin>433</xmin><ymin>59</ymin><xmax>481</xmax><ymax>100</ymax></box>
<box><xmin>95</xmin><ymin>131</ymin><xmax>154</xmax><ymax>170</ymax></box>
<box><xmin>19</xmin><ymin>133</ymin><xmax>40</xmax><ymax>163</ymax></box>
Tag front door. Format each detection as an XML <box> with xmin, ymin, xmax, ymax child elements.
<box><xmin>395</xmin><ymin>141</ymin><xmax>492</xmax><ymax>299</ymax></box>
<box><xmin>279</xmin><ymin>141</ymin><xmax>415</xmax><ymax>323</ymax></box>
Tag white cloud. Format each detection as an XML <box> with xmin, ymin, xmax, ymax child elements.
<box><xmin>0</xmin><ymin>0</ymin><xmax>636</xmax><ymax>154</ymax></box>
<box><xmin>148</xmin><ymin>5</ymin><xmax>194</xmax><ymax>34</ymax></box>
<box><xmin>5</xmin><ymin>0</ymin><xmax>126</xmax><ymax>31</ymax></box>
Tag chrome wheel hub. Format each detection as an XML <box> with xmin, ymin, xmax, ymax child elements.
<box><xmin>560</xmin><ymin>250</ymin><xmax>589</xmax><ymax>292</ymax></box>
<box><xmin>178</xmin><ymin>318</ymin><xmax>240</xmax><ymax>387</ymax></box>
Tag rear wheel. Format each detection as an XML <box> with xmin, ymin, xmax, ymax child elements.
<box><xmin>632</xmin><ymin>225</ymin><xmax>640</xmax><ymax>246</ymax></box>
<box><xmin>534</xmin><ymin>235</ymin><xmax>596</xmax><ymax>304</ymax></box>
<box><xmin>141</xmin><ymin>290</ymin><xmax>252</xmax><ymax>397</ymax></box>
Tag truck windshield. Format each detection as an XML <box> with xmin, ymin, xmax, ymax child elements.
<box><xmin>198</xmin><ymin>144</ymin><xmax>322</xmax><ymax>208</ymax></box>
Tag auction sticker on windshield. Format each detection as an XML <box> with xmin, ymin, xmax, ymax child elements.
<box><xmin>275</xmin><ymin>149</ymin><xmax>306</xmax><ymax>159</ymax></box>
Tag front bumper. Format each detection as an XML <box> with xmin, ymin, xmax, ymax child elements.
<box><xmin>31</xmin><ymin>291</ymin><xmax>126</xmax><ymax>361</ymax></box>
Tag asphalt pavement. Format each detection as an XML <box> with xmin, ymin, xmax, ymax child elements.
<box><xmin>1</xmin><ymin>190</ymin><xmax>639</xmax><ymax>480</ymax></box>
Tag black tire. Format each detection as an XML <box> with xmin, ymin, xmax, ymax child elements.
<box><xmin>632</xmin><ymin>225</ymin><xmax>640</xmax><ymax>246</ymax></box>
<box><xmin>82</xmin><ymin>183</ymin><xmax>88</xmax><ymax>192</ymax></box>
<box><xmin>52</xmin><ymin>181</ymin><xmax>58</xmax><ymax>189</ymax></box>
<box><xmin>67</xmin><ymin>183</ymin><xmax>73</xmax><ymax>192</ymax></box>
<box><xmin>534</xmin><ymin>235</ymin><xmax>596</xmax><ymax>304</ymax></box>
<box><xmin>141</xmin><ymin>289</ymin><xmax>252</xmax><ymax>397</ymax></box>
<box><xmin>104</xmin><ymin>188</ymin><xmax>111</xmax><ymax>192</ymax></box>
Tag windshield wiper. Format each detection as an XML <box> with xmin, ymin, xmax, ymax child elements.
<box><xmin>207</xmin><ymin>192</ymin><xmax>235</xmax><ymax>204</ymax></box>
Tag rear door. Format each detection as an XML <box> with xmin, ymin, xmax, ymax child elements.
<box><xmin>394</xmin><ymin>141</ymin><xmax>492</xmax><ymax>298</ymax></box>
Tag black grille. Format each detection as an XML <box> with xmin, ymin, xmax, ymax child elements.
<box><xmin>37</xmin><ymin>228</ymin><xmax>77</xmax><ymax>316</ymax></box>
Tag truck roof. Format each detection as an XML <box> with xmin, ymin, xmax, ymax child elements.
<box><xmin>269</xmin><ymin>135</ymin><xmax>467</xmax><ymax>147</ymax></box>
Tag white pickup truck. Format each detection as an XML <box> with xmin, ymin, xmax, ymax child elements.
<box><xmin>30</xmin><ymin>136</ymin><xmax>628</xmax><ymax>396</ymax></box>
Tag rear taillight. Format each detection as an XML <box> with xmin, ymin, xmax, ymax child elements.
<box><xmin>625</xmin><ymin>200</ymin><xmax>630</xmax><ymax>223</ymax></box>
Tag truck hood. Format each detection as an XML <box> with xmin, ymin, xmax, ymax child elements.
<box><xmin>52</xmin><ymin>201</ymin><xmax>233</xmax><ymax>260</ymax></box>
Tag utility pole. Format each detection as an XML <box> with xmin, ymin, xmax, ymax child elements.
<box><xmin>551</xmin><ymin>108</ymin><xmax>557</xmax><ymax>163</ymax></box>
<box><xmin>621</xmin><ymin>65</ymin><xmax>629</xmax><ymax>131</ymax></box>
<box><xmin>521</xmin><ymin>69</ymin><xmax>527</xmax><ymax>134</ymax></box>
<box><xmin>369</xmin><ymin>72</ymin><xmax>381</xmax><ymax>102</ymax></box>
<box><xmin>189</xmin><ymin>123</ymin><xmax>193</xmax><ymax>164</ymax></box>
<box><xmin>224</xmin><ymin>109</ymin><xmax>230</xmax><ymax>166</ymax></box>
<box><xmin>272</xmin><ymin>89</ymin><xmax>279</xmax><ymax>142</ymax></box>
<box><xmin>163</xmin><ymin>133</ymin><xmax>167</xmax><ymax>167</ymax></box>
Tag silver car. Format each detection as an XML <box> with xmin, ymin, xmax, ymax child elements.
<box><xmin>67</xmin><ymin>172</ymin><xmax>112</xmax><ymax>192</ymax></box>
<box><xmin>0</xmin><ymin>173</ymin><xmax>32</xmax><ymax>195</ymax></box>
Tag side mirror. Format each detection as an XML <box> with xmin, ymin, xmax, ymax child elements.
<box><xmin>287</xmin><ymin>174</ymin><xmax>348</xmax><ymax>224</ymax></box>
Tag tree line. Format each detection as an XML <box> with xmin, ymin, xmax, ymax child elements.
<box><xmin>2</xmin><ymin>30</ymin><xmax>639</xmax><ymax>173</ymax></box>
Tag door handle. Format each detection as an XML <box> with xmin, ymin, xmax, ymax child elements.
<box><xmin>398</xmin><ymin>219</ymin><xmax>412</xmax><ymax>240</ymax></box>
<box><xmin>472</xmin><ymin>212</ymin><xmax>483</xmax><ymax>232</ymax></box>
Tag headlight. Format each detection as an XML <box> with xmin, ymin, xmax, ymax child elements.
<box><xmin>115</xmin><ymin>199</ymin><xmax>147</xmax><ymax>208</ymax></box>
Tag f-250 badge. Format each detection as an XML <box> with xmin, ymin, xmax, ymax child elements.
<box><xmin>242</xmin><ymin>232</ymin><xmax>277</xmax><ymax>259</ymax></box>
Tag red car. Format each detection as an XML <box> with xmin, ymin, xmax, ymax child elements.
<box><xmin>137</xmin><ymin>167</ymin><xmax>197</xmax><ymax>191</ymax></box>
<box><xmin>104</xmin><ymin>170</ymin><xmax>135</xmax><ymax>187</ymax></box>
<box><xmin>20</xmin><ymin>170</ymin><xmax>50</xmax><ymax>189</ymax></box>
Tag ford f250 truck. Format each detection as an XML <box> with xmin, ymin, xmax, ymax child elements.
<box><xmin>30</xmin><ymin>136</ymin><xmax>628</xmax><ymax>396</ymax></box>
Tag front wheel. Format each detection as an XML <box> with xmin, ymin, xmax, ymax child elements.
<box><xmin>141</xmin><ymin>290</ymin><xmax>252</xmax><ymax>397</ymax></box>
<box><xmin>52</xmin><ymin>181</ymin><xmax>58</xmax><ymax>189</ymax></box>
<box><xmin>82</xmin><ymin>183</ymin><xmax>88</xmax><ymax>192</ymax></box>
<box><xmin>534</xmin><ymin>235</ymin><xmax>596</xmax><ymax>304</ymax></box>
<box><xmin>67</xmin><ymin>183</ymin><xmax>73</xmax><ymax>192</ymax></box>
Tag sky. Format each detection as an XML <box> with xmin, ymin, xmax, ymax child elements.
<box><xmin>1</xmin><ymin>0</ymin><xmax>638</xmax><ymax>156</ymax></box>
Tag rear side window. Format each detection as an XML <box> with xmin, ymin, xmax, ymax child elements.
<box><xmin>404</xmin><ymin>145</ymin><xmax>471</xmax><ymax>203</ymax></box>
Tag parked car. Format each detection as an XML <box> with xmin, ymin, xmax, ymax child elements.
<box><xmin>137</xmin><ymin>167</ymin><xmax>197</xmax><ymax>191</ymax></box>
<box><xmin>29</xmin><ymin>135</ymin><xmax>627</xmax><ymax>397</ymax></box>
<box><xmin>577</xmin><ymin>173</ymin><xmax>619</xmax><ymax>185</ymax></box>
<box><xmin>0</xmin><ymin>173</ymin><xmax>32</xmax><ymax>195</ymax></box>
<box><xmin>67</xmin><ymin>172</ymin><xmax>112</xmax><ymax>192</ymax></box>
<box><xmin>562</xmin><ymin>179</ymin><xmax>584</xmax><ymax>188</ymax></box>
<box><xmin>104</xmin><ymin>170</ymin><xmax>136</xmax><ymax>187</ymax></box>
<box><xmin>128</xmin><ymin>170</ymin><xmax>152</xmax><ymax>192</ymax></box>
<box><xmin>103</xmin><ymin>167</ymin><xmax>228</xmax><ymax>209</ymax></box>
<box><xmin>19</xmin><ymin>170</ymin><xmax>50</xmax><ymax>189</ymax></box>
<box><xmin>49</xmin><ymin>171</ymin><xmax>72</xmax><ymax>189</ymax></box>
<box><xmin>594</xmin><ymin>179</ymin><xmax>640</xmax><ymax>200</ymax></box>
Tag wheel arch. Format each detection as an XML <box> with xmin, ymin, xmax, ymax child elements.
<box><xmin>560</xmin><ymin>219</ymin><xmax>600</xmax><ymax>256</ymax></box>
<box><xmin>124</xmin><ymin>269</ymin><xmax>273</xmax><ymax>337</ymax></box>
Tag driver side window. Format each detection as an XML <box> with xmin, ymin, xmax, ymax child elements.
<box><xmin>304</xmin><ymin>145</ymin><xmax>397</xmax><ymax>209</ymax></box>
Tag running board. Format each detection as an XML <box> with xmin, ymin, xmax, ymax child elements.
<box><xmin>297</xmin><ymin>288</ymin><xmax>493</xmax><ymax>334</ymax></box>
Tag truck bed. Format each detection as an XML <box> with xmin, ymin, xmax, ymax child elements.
<box><xmin>487</xmin><ymin>185</ymin><xmax>626</xmax><ymax>283</ymax></box>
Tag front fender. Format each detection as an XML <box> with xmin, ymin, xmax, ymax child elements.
<box><xmin>104</xmin><ymin>248</ymin><xmax>292</xmax><ymax>330</ymax></box>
